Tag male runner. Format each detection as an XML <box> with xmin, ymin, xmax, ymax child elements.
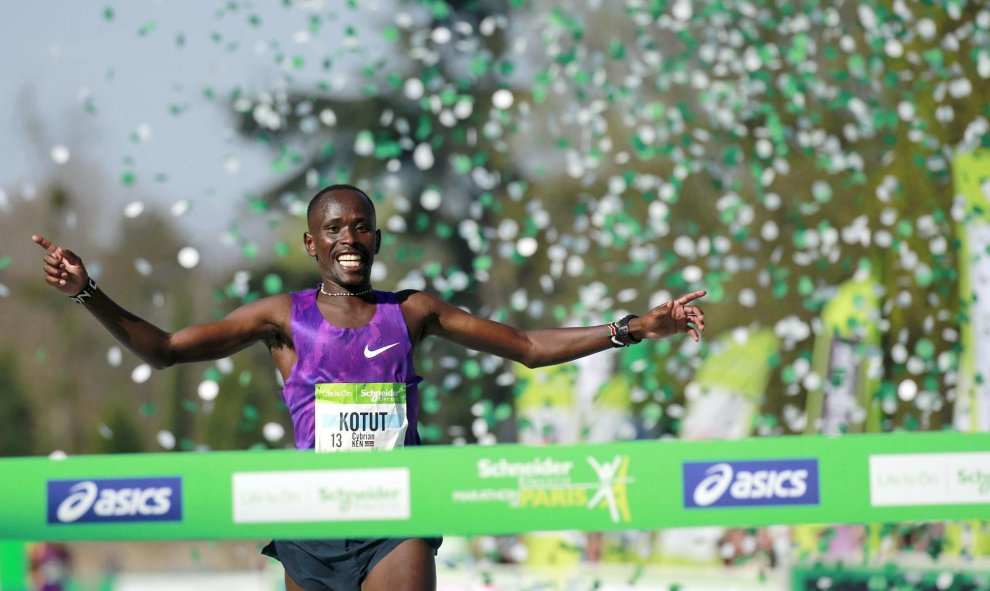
<box><xmin>34</xmin><ymin>184</ymin><xmax>706</xmax><ymax>591</ymax></box>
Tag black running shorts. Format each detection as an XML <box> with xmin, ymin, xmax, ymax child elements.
<box><xmin>262</xmin><ymin>537</ymin><xmax>443</xmax><ymax>591</ymax></box>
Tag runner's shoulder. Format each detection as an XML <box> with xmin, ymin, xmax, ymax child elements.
<box><xmin>394</xmin><ymin>289</ymin><xmax>444</xmax><ymax>311</ymax></box>
<box><xmin>229</xmin><ymin>293</ymin><xmax>292</xmax><ymax>327</ymax></box>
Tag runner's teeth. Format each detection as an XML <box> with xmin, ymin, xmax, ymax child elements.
<box><xmin>337</xmin><ymin>254</ymin><xmax>362</xmax><ymax>268</ymax></box>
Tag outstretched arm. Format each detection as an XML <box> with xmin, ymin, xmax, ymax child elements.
<box><xmin>33</xmin><ymin>235</ymin><xmax>287</xmax><ymax>369</ymax></box>
<box><xmin>408</xmin><ymin>289</ymin><xmax>705</xmax><ymax>368</ymax></box>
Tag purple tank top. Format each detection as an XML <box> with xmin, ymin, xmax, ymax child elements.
<box><xmin>282</xmin><ymin>289</ymin><xmax>422</xmax><ymax>449</ymax></box>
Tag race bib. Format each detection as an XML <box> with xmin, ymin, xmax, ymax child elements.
<box><xmin>314</xmin><ymin>383</ymin><xmax>408</xmax><ymax>452</ymax></box>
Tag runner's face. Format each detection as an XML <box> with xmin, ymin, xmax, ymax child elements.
<box><xmin>305</xmin><ymin>190</ymin><xmax>381</xmax><ymax>291</ymax></box>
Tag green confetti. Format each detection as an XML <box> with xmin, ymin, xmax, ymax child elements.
<box><xmin>263</xmin><ymin>273</ymin><xmax>283</xmax><ymax>295</ymax></box>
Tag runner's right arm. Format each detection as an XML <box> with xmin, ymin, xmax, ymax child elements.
<box><xmin>32</xmin><ymin>235</ymin><xmax>287</xmax><ymax>368</ymax></box>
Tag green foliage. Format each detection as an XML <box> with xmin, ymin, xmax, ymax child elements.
<box><xmin>0</xmin><ymin>353</ymin><xmax>34</xmax><ymax>456</ymax></box>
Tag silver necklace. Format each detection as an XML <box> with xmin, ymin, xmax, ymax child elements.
<box><xmin>319</xmin><ymin>283</ymin><xmax>373</xmax><ymax>297</ymax></box>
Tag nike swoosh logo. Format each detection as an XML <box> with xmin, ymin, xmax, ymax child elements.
<box><xmin>363</xmin><ymin>343</ymin><xmax>400</xmax><ymax>359</ymax></box>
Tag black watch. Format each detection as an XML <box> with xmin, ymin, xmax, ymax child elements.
<box><xmin>609</xmin><ymin>314</ymin><xmax>642</xmax><ymax>348</ymax></box>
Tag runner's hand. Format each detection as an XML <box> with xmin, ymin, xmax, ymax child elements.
<box><xmin>32</xmin><ymin>235</ymin><xmax>90</xmax><ymax>297</ymax></box>
<box><xmin>638</xmin><ymin>290</ymin><xmax>706</xmax><ymax>342</ymax></box>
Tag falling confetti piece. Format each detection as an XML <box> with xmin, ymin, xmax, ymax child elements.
<box><xmin>157</xmin><ymin>430</ymin><xmax>176</xmax><ymax>450</ymax></box>
<box><xmin>177</xmin><ymin>246</ymin><xmax>200</xmax><ymax>268</ymax></box>
<box><xmin>262</xmin><ymin>422</ymin><xmax>285</xmax><ymax>442</ymax></box>
<box><xmin>131</xmin><ymin>364</ymin><xmax>152</xmax><ymax>384</ymax></box>
<box><xmin>107</xmin><ymin>346</ymin><xmax>122</xmax><ymax>367</ymax></box>
<box><xmin>50</xmin><ymin>145</ymin><xmax>70</xmax><ymax>164</ymax></box>
<box><xmin>197</xmin><ymin>379</ymin><xmax>219</xmax><ymax>401</ymax></box>
<box><xmin>491</xmin><ymin>89</ymin><xmax>513</xmax><ymax>110</ymax></box>
<box><xmin>122</xmin><ymin>201</ymin><xmax>144</xmax><ymax>218</ymax></box>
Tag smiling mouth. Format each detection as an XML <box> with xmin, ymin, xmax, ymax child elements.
<box><xmin>336</xmin><ymin>253</ymin><xmax>363</xmax><ymax>270</ymax></box>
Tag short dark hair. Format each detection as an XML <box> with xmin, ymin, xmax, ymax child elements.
<box><xmin>306</xmin><ymin>184</ymin><xmax>377</xmax><ymax>228</ymax></box>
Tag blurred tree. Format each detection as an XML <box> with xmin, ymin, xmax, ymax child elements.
<box><xmin>0</xmin><ymin>352</ymin><xmax>35</xmax><ymax>456</ymax></box>
<box><xmin>95</xmin><ymin>405</ymin><xmax>145</xmax><ymax>454</ymax></box>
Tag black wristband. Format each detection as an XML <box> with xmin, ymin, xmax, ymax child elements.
<box><xmin>70</xmin><ymin>278</ymin><xmax>98</xmax><ymax>304</ymax></box>
<box><xmin>609</xmin><ymin>314</ymin><xmax>641</xmax><ymax>348</ymax></box>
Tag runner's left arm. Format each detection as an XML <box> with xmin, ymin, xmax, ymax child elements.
<box><xmin>409</xmin><ymin>290</ymin><xmax>705</xmax><ymax>368</ymax></box>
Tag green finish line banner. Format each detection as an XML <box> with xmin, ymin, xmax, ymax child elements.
<box><xmin>1</xmin><ymin>432</ymin><xmax>989</xmax><ymax>541</ymax></box>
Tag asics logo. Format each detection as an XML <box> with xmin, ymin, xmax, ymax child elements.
<box><xmin>364</xmin><ymin>343</ymin><xmax>399</xmax><ymax>359</ymax></box>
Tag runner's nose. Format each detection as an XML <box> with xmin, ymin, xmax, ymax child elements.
<box><xmin>338</xmin><ymin>226</ymin><xmax>355</xmax><ymax>244</ymax></box>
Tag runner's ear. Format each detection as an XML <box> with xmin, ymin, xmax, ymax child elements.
<box><xmin>374</xmin><ymin>230</ymin><xmax>381</xmax><ymax>254</ymax></box>
<box><xmin>303</xmin><ymin>232</ymin><xmax>316</xmax><ymax>257</ymax></box>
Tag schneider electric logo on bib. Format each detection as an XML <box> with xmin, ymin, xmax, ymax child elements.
<box><xmin>683</xmin><ymin>459</ymin><xmax>820</xmax><ymax>508</ymax></box>
<box><xmin>47</xmin><ymin>477</ymin><xmax>183</xmax><ymax>524</ymax></box>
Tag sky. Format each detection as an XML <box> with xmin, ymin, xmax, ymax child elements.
<box><xmin>1</xmin><ymin>1</ymin><xmax>386</xmax><ymax>258</ymax></box>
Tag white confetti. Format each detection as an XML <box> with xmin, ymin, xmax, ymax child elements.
<box><xmin>403</xmin><ymin>78</ymin><xmax>424</xmax><ymax>100</ymax></box>
<box><xmin>134</xmin><ymin>258</ymin><xmax>152</xmax><ymax>276</ymax></box>
<box><xmin>107</xmin><ymin>346</ymin><xmax>122</xmax><ymax>367</ymax></box>
<box><xmin>123</xmin><ymin>201</ymin><xmax>145</xmax><ymax>218</ymax></box>
<box><xmin>917</xmin><ymin>18</ymin><xmax>936</xmax><ymax>39</ymax></box>
<box><xmin>171</xmin><ymin>199</ymin><xmax>190</xmax><ymax>217</ymax></box>
<box><xmin>516</xmin><ymin>237</ymin><xmax>538</xmax><ymax>257</ymax></box>
<box><xmin>263</xmin><ymin>422</ymin><xmax>285</xmax><ymax>442</ymax></box>
<box><xmin>131</xmin><ymin>364</ymin><xmax>152</xmax><ymax>384</ymax></box>
<box><xmin>431</xmin><ymin>26</ymin><xmax>451</xmax><ymax>44</ymax></box>
<box><xmin>671</xmin><ymin>0</ymin><xmax>692</xmax><ymax>21</ymax></box>
<box><xmin>157</xmin><ymin>430</ymin><xmax>176</xmax><ymax>450</ymax></box>
<box><xmin>413</xmin><ymin>143</ymin><xmax>434</xmax><ymax>170</ymax></box>
<box><xmin>897</xmin><ymin>379</ymin><xmax>918</xmax><ymax>402</ymax></box>
<box><xmin>682</xmin><ymin>265</ymin><xmax>703</xmax><ymax>283</ymax></box>
<box><xmin>420</xmin><ymin>188</ymin><xmax>442</xmax><ymax>210</ymax></box>
<box><xmin>224</xmin><ymin>156</ymin><xmax>241</xmax><ymax>175</ymax></box>
<box><xmin>354</xmin><ymin>131</ymin><xmax>374</xmax><ymax>156</ymax></box>
<box><xmin>134</xmin><ymin>123</ymin><xmax>153</xmax><ymax>142</ymax></box>
<box><xmin>492</xmin><ymin>89</ymin><xmax>514</xmax><ymax>110</ymax></box>
<box><xmin>319</xmin><ymin>108</ymin><xmax>337</xmax><ymax>127</ymax></box>
<box><xmin>216</xmin><ymin>358</ymin><xmax>234</xmax><ymax>375</ymax></box>
<box><xmin>197</xmin><ymin>379</ymin><xmax>219</xmax><ymax>401</ymax></box>
<box><xmin>50</xmin><ymin>145</ymin><xmax>70</xmax><ymax>164</ymax></box>
<box><xmin>177</xmin><ymin>246</ymin><xmax>200</xmax><ymax>269</ymax></box>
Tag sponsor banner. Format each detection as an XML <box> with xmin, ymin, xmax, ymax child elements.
<box><xmin>232</xmin><ymin>468</ymin><xmax>410</xmax><ymax>523</ymax></box>
<box><xmin>870</xmin><ymin>452</ymin><xmax>990</xmax><ymax>506</ymax></box>
<box><xmin>3</xmin><ymin>432</ymin><xmax>990</xmax><ymax>541</ymax></box>
<box><xmin>683</xmin><ymin>459</ymin><xmax>820</xmax><ymax>508</ymax></box>
<box><xmin>46</xmin><ymin>477</ymin><xmax>182</xmax><ymax>525</ymax></box>
<box><xmin>450</xmin><ymin>455</ymin><xmax>633</xmax><ymax>524</ymax></box>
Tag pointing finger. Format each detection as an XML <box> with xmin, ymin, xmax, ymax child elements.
<box><xmin>32</xmin><ymin>235</ymin><xmax>58</xmax><ymax>254</ymax></box>
<box><xmin>675</xmin><ymin>290</ymin><xmax>707</xmax><ymax>305</ymax></box>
